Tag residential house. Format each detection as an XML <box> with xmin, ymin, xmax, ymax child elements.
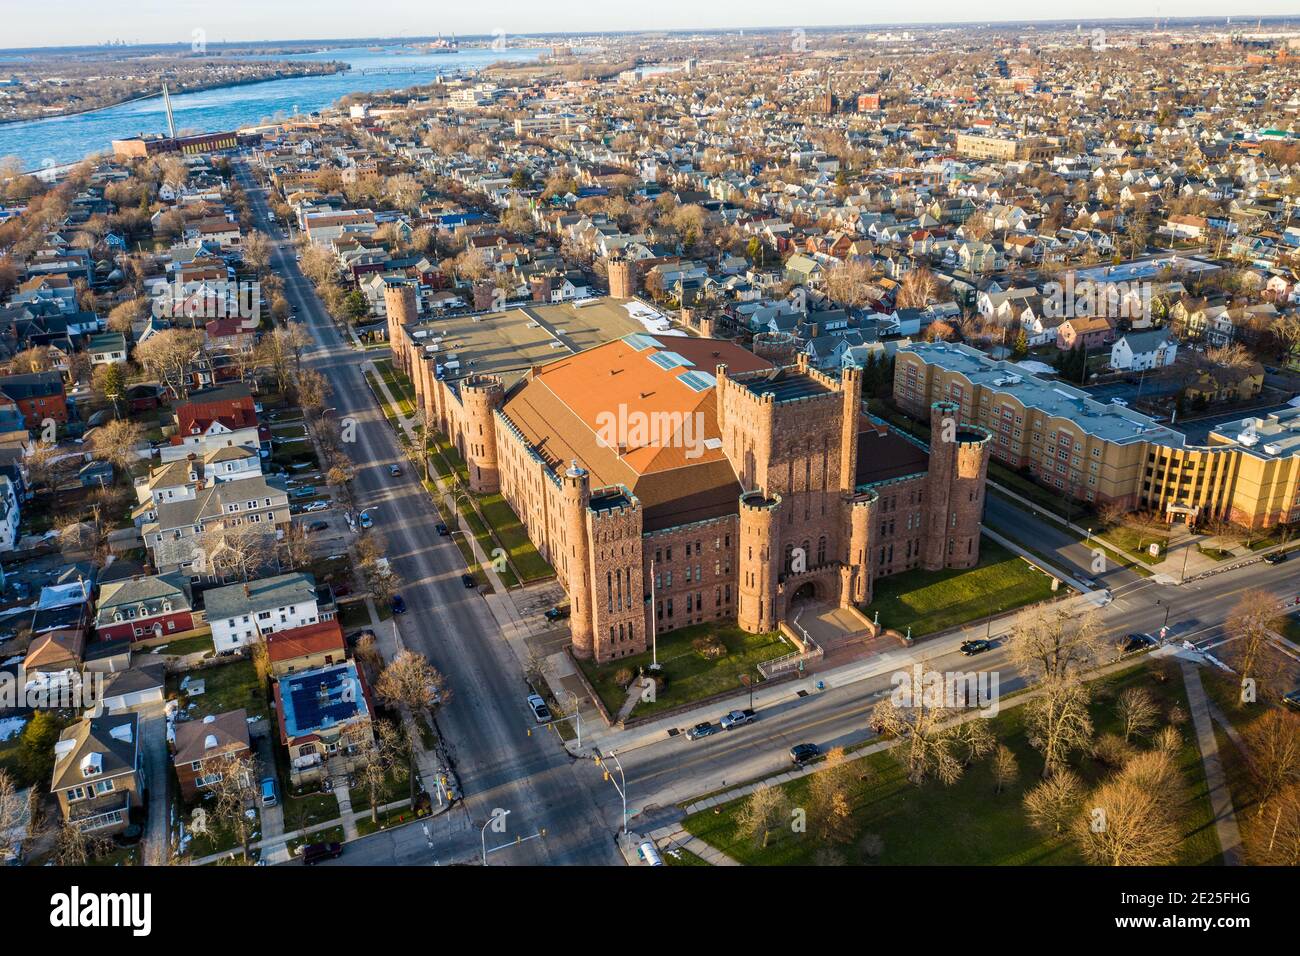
<box><xmin>51</xmin><ymin>713</ymin><xmax>142</xmax><ymax>835</ymax></box>
<box><xmin>205</xmin><ymin>572</ymin><xmax>328</xmax><ymax>653</ymax></box>
<box><xmin>94</xmin><ymin>572</ymin><xmax>196</xmax><ymax>643</ymax></box>
<box><xmin>1056</xmin><ymin>315</ymin><xmax>1114</xmax><ymax>351</ymax></box>
<box><xmin>265</xmin><ymin>618</ymin><xmax>347</xmax><ymax>677</ymax></box>
<box><xmin>0</xmin><ymin>371</ymin><xmax>67</xmax><ymax>429</ymax></box>
<box><xmin>172</xmin><ymin>709</ymin><xmax>252</xmax><ymax>800</ymax></box>
<box><xmin>1110</xmin><ymin>331</ymin><xmax>1178</xmax><ymax>371</ymax></box>
<box><xmin>273</xmin><ymin>661</ymin><xmax>374</xmax><ymax>785</ymax></box>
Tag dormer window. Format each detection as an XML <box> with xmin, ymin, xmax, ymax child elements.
<box><xmin>80</xmin><ymin>752</ymin><xmax>103</xmax><ymax>778</ymax></box>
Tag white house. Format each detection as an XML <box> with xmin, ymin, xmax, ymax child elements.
<box><xmin>1111</xmin><ymin>330</ymin><xmax>1178</xmax><ymax>371</ymax></box>
<box><xmin>0</xmin><ymin>476</ymin><xmax>18</xmax><ymax>552</ymax></box>
<box><xmin>205</xmin><ymin>573</ymin><xmax>326</xmax><ymax>653</ymax></box>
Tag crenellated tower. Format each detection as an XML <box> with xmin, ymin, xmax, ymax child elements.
<box><xmin>458</xmin><ymin>374</ymin><xmax>505</xmax><ymax>493</ymax></box>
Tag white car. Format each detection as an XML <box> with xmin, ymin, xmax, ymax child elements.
<box><xmin>527</xmin><ymin>694</ymin><xmax>552</xmax><ymax>723</ymax></box>
<box><xmin>304</xmin><ymin>501</ymin><xmax>329</xmax><ymax>512</ymax></box>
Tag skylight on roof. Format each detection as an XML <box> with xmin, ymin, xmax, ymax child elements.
<box><xmin>678</xmin><ymin>370</ymin><xmax>716</xmax><ymax>392</ymax></box>
<box><xmin>623</xmin><ymin>333</ymin><xmax>658</xmax><ymax>351</ymax></box>
<box><xmin>648</xmin><ymin>350</ymin><xmax>694</xmax><ymax>371</ymax></box>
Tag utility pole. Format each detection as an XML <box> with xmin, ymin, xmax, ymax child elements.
<box><xmin>596</xmin><ymin>751</ymin><xmax>628</xmax><ymax>835</ymax></box>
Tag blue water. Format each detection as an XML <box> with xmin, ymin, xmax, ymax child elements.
<box><xmin>0</xmin><ymin>45</ymin><xmax>545</xmax><ymax>171</ymax></box>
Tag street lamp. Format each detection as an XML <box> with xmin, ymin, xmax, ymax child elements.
<box><xmin>481</xmin><ymin>809</ymin><xmax>510</xmax><ymax>866</ymax></box>
<box><xmin>597</xmin><ymin>751</ymin><xmax>628</xmax><ymax>835</ymax></box>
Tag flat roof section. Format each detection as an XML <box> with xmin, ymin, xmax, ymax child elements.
<box><xmin>903</xmin><ymin>342</ymin><xmax>1185</xmax><ymax>448</ymax></box>
<box><xmin>743</xmin><ymin>370</ymin><xmax>833</xmax><ymax>403</ymax></box>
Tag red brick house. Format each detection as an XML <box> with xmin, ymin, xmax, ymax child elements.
<box><xmin>0</xmin><ymin>371</ymin><xmax>67</xmax><ymax>429</ymax></box>
<box><xmin>94</xmin><ymin>573</ymin><xmax>196</xmax><ymax>643</ymax></box>
<box><xmin>173</xmin><ymin>709</ymin><xmax>252</xmax><ymax>800</ymax></box>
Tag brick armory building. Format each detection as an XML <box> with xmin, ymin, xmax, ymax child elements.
<box><xmin>895</xmin><ymin>341</ymin><xmax>1300</xmax><ymax>530</ymax></box>
<box><xmin>395</xmin><ymin>319</ymin><xmax>991</xmax><ymax>664</ymax></box>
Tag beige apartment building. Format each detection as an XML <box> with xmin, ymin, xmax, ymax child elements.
<box><xmin>955</xmin><ymin>132</ymin><xmax>1059</xmax><ymax>162</ymax></box>
<box><xmin>895</xmin><ymin>342</ymin><xmax>1300</xmax><ymax>530</ymax></box>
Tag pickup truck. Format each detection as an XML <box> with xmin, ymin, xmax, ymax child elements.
<box><xmin>720</xmin><ymin>709</ymin><xmax>756</xmax><ymax>730</ymax></box>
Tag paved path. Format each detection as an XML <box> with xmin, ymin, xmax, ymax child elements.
<box><xmin>139</xmin><ymin>707</ymin><xmax>170</xmax><ymax>865</ymax></box>
<box><xmin>648</xmin><ymin>825</ymin><xmax>739</xmax><ymax>865</ymax></box>
<box><xmin>333</xmin><ymin>779</ymin><xmax>360</xmax><ymax>841</ymax></box>
<box><xmin>1180</xmin><ymin>660</ymin><xmax>1243</xmax><ymax>865</ymax></box>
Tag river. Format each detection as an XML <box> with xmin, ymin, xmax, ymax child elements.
<box><xmin>0</xmin><ymin>45</ymin><xmax>546</xmax><ymax>171</ymax></box>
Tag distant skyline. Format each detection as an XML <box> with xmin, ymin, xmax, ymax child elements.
<box><xmin>5</xmin><ymin>1</ymin><xmax>1300</xmax><ymax>50</ymax></box>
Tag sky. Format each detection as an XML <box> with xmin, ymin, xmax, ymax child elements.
<box><xmin>4</xmin><ymin>0</ymin><xmax>1299</xmax><ymax>49</ymax></box>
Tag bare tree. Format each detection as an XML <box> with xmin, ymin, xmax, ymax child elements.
<box><xmin>1225</xmin><ymin>591</ymin><xmax>1283</xmax><ymax>706</ymax></box>
<box><xmin>1010</xmin><ymin>606</ymin><xmax>1105</xmax><ymax>685</ymax></box>
<box><xmin>0</xmin><ymin>770</ymin><xmax>25</xmax><ymax>862</ymax></box>
<box><xmin>822</xmin><ymin>258</ymin><xmax>876</xmax><ymax>309</ymax></box>
<box><xmin>207</xmin><ymin>752</ymin><xmax>260</xmax><ymax>862</ymax></box>
<box><xmin>1072</xmin><ymin>750</ymin><xmax>1187</xmax><ymax>866</ymax></box>
<box><xmin>197</xmin><ymin>521</ymin><xmax>278</xmax><ymax>582</ymax></box>
<box><xmin>869</xmin><ymin>695</ymin><xmax>992</xmax><ymax>787</ymax></box>
<box><xmin>1023</xmin><ymin>768</ymin><xmax>1083</xmax><ymax>836</ymax></box>
<box><xmin>1115</xmin><ymin>686</ymin><xmax>1160</xmax><ymax>742</ymax></box>
<box><xmin>353</xmin><ymin>719</ymin><xmax>407</xmax><ymax>826</ymax></box>
<box><xmin>1244</xmin><ymin>710</ymin><xmax>1300</xmax><ymax>810</ymax></box>
<box><xmin>134</xmin><ymin>327</ymin><xmax>204</xmax><ymax>399</ymax></box>
<box><xmin>375</xmin><ymin>650</ymin><xmax>449</xmax><ymax>801</ymax></box>
<box><xmin>896</xmin><ymin>266</ymin><xmax>939</xmax><ymax>310</ymax></box>
<box><xmin>734</xmin><ymin>782</ymin><xmax>792</xmax><ymax>849</ymax></box>
<box><xmin>1246</xmin><ymin>783</ymin><xmax>1300</xmax><ymax>865</ymax></box>
<box><xmin>992</xmin><ymin>744</ymin><xmax>1020</xmax><ymax>795</ymax></box>
<box><xmin>87</xmin><ymin>418</ymin><xmax>145</xmax><ymax>479</ymax></box>
<box><xmin>54</xmin><ymin>820</ymin><xmax>112</xmax><ymax>865</ymax></box>
<box><xmin>1025</xmin><ymin>678</ymin><xmax>1095</xmax><ymax>779</ymax></box>
<box><xmin>807</xmin><ymin>746</ymin><xmax>864</xmax><ymax>844</ymax></box>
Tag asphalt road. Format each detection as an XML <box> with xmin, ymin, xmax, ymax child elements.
<box><xmin>235</xmin><ymin>161</ymin><xmax>620</xmax><ymax>866</ymax></box>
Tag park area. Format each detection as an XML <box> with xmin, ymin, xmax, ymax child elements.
<box><xmin>683</xmin><ymin>664</ymin><xmax>1221</xmax><ymax>866</ymax></box>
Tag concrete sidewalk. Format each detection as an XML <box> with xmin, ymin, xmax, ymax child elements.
<box><xmin>1180</xmin><ymin>659</ymin><xmax>1243</xmax><ymax>865</ymax></box>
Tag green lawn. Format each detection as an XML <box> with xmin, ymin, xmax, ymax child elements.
<box><xmin>684</xmin><ymin>665</ymin><xmax>1220</xmax><ymax>866</ymax></box>
<box><xmin>478</xmin><ymin>492</ymin><xmax>554</xmax><ymax>583</ymax></box>
<box><xmin>287</xmin><ymin>824</ymin><xmax>345</xmax><ymax>856</ymax></box>
<box><xmin>1280</xmin><ymin>612</ymin><xmax>1300</xmax><ymax>644</ymax></box>
<box><xmin>170</xmin><ymin>658</ymin><xmax>266</xmax><ymax>720</ymax></box>
<box><xmin>868</xmin><ymin>539</ymin><xmax>1059</xmax><ymax>639</ymax></box>
<box><xmin>578</xmin><ymin>622</ymin><xmax>792</xmax><ymax>720</ymax></box>
<box><xmin>145</xmin><ymin>633</ymin><xmax>215</xmax><ymax>658</ymax></box>
<box><xmin>1097</xmin><ymin>521</ymin><xmax>1168</xmax><ymax>563</ymax></box>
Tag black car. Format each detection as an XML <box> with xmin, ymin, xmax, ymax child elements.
<box><xmin>435</xmin><ymin>522</ymin><xmax>449</xmax><ymax>536</ymax></box>
<box><xmin>1282</xmin><ymin>690</ymin><xmax>1300</xmax><ymax>712</ymax></box>
<box><xmin>790</xmin><ymin>743</ymin><xmax>820</xmax><ymax>765</ymax></box>
<box><xmin>301</xmin><ymin>842</ymin><xmax>343</xmax><ymax>865</ymax></box>
<box><xmin>685</xmin><ymin>722</ymin><xmax>718</xmax><ymax>740</ymax></box>
<box><xmin>961</xmin><ymin>639</ymin><xmax>993</xmax><ymax>656</ymax></box>
<box><xmin>544</xmin><ymin>605</ymin><xmax>570</xmax><ymax>622</ymax></box>
<box><xmin>391</xmin><ymin>594</ymin><xmax>407</xmax><ymax>615</ymax></box>
<box><xmin>1264</xmin><ymin>551</ymin><xmax>1288</xmax><ymax>565</ymax></box>
<box><xmin>1120</xmin><ymin>633</ymin><xmax>1156</xmax><ymax>655</ymax></box>
<box><xmin>307</xmin><ymin>520</ymin><xmax>329</xmax><ymax>533</ymax></box>
<box><xmin>461</xmin><ymin>574</ymin><xmax>477</xmax><ymax>589</ymax></box>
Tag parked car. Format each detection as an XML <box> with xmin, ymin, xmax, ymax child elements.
<box><xmin>391</xmin><ymin>594</ymin><xmax>407</xmax><ymax>615</ymax></box>
<box><xmin>359</xmin><ymin>510</ymin><xmax>373</xmax><ymax>529</ymax></box>
<box><xmin>304</xmin><ymin>501</ymin><xmax>328</xmax><ymax>512</ymax></box>
<box><xmin>720</xmin><ymin>709</ymin><xmax>755</xmax><ymax>730</ymax></box>
<box><xmin>300</xmin><ymin>842</ymin><xmax>342</xmax><ymax>865</ymax></box>
<box><xmin>544</xmin><ymin>605</ymin><xmax>570</xmax><ymax>622</ymax></box>
<box><xmin>1118</xmin><ymin>633</ymin><xmax>1156</xmax><ymax>657</ymax></box>
<box><xmin>790</xmin><ymin>743</ymin><xmax>820</xmax><ymax>765</ymax></box>
<box><xmin>291</xmin><ymin>485</ymin><xmax>316</xmax><ymax>498</ymax></box>
<box><xmin>1264</xmin><ymin>551</ymin><xmax>1288</xmax><ymax>565</ymax></box>
<box><xmin>307</xmin><ymin>520</ymin><xmax>329</xmax><ymax>533</ymax></box>
<box><xmin>260</xmin><ymin>778</ymin><xmax>277</xmax><ymax>808</ymax></box>
<box><xmin>527</xmin><ymin>694</ymin><xmax>552</xmax><ymax>723</ymax></box>
<box><xmin>636</xmin><ymin>841</ymin><xmax>664</xmax><ymax>866</ymax></box>
<box><xmin>389</xmin><ymin>464</ymin><xmax>403</xmax><ymax>477</ymax></box>
<box><xmin>460</xmin><ymin>573</ymin><xmax>477</xmax><ymax>589</ymax></box>
<box><xmin>435</xmin><ymin>522</ymin><xmax>449</xmax><ymax>536</ymax></box>
<box><xmin>1282</xmin><ymin>689</ymin><xmax>1300</xmax><ymax>712</ymax></box>
<box><xmin>685</xmin><ymin>722</ymin><xmax>718</xmax><ymax>740</ymax></box>
<box><xmin>961</xmin><ymin>639</ymin><xmax>993</xmax><ymax>656</ymax></box>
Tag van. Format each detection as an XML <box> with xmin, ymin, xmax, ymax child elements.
<box><xmin>636</xmin><ymin>841</ymin><xmax>663</xmax><ymax>866</ymax></box>
<box><xmin>260</xmin><ymin>777</ymin><xmax>277</xmax><ymax>808</ymax></box>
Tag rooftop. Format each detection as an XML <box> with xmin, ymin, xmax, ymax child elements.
<box><xmin>278</xmin><ymin>661</ymin><xmax>370</xmax><ymax>739</ymax></box>
<box><xmin>903</xmin><ymin>341</ymin><xmax>1186</xmax><ymax>448</ymax></box>
<box><xmin>407</xmin><ymin>298</ymin><xmax>663</xmax><ymax>390</ymax></box>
